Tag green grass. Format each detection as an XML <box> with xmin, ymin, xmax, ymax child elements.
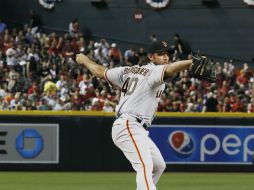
<box><xmin>0</xmin><ymin>172</ymin><xmax>253</xmax><ymax>190</ymax></box>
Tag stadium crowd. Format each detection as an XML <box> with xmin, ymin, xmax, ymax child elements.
<box><xmin>0</xmin><ymin>19</ymin><xmax>253</xmax><ymax>112</ymax></box>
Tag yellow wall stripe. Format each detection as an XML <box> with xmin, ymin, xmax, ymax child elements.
<box><xmin>0</xmin><ymin>111</ymin><xmax>254</xmax><ymax>118</ymax></box>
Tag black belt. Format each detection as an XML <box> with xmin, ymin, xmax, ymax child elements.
<box><xmin>136</xmin><ymin>118</ymin><xmax>148</xmax><ymax>130</ymax></box>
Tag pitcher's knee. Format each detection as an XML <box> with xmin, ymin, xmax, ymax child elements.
<box><xmin>156</xmin><ymin>161</ymin><xmax>166</xmax><ymax>173</ymax></box>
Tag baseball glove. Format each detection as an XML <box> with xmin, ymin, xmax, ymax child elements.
<box><xmin>189</xmin><ymin>54</ymin><xmax>217</xmax><ymax>82</ymax></box>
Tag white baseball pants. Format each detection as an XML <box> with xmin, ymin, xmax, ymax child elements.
<box><xmin>112</xmin><ymin>116</ymin><xmax>166</xmax><ymax>190</ymax></box>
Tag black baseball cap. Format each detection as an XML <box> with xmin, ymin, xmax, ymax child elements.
<box><xmin>147</xmin><ymin>41</ymin><xmax>175</xmax><ymax>54</ymax></box>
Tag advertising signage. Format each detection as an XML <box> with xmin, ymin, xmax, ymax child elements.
<box><xmin>0</xmin><ymin>123</ymin><xmax>59</xmax><ymax>164</ymax></box>
<box><xmin>149</xmin><ymin>125</ymin><xmax>254</xmax><ymax>165</ymax></box>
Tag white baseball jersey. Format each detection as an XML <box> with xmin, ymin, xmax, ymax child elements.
<box><xmin>104</xmin><ymin>63</ymin><xmax>170</xmax><ymax>124</ymax></box>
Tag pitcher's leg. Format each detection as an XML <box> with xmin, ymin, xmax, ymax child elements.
<box><xmin>148</xmin><ymin>137</ymin><xmax>166</xmax><ymax>185</ymax></box>
<box><xmin>112</xmin><ymin>120</ymin><xmax>156</xmax><ymax>190</ymax></box>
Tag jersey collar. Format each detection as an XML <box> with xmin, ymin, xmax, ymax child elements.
<box><xmin>148</xmin><ymin>62</ymin><xmax>155</xmax><ymax>66</ymax></box>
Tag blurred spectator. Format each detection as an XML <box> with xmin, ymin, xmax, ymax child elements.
<box><xmin>173</xmin><ymin>33</ymin><xmax>192</xmax><ymax>59</ymax></box>
<box><xmin>8</xmin><ymin>74</ymin><xmax>22</xmax><ymax>93</ymax></box>
<box><xmin>203</xmin><ymin>92</ymin><xmax>218</xmax><ymax>112</ymax></box>
<box><xmin>108</xmin><ymin>43</ymin><xmax>123</xmax><ymax>67</ymax></box>
<box><xmin>43</xmin><ymin>80</ymin><xmax>57</xmax><ymax>96</ymax></box>
<box><xmin>29</xmin><ymin>10</ymin><xmax>43</xmax><ymax>35</ymax></box>
<box><xmin>69</xmin><ymin>18</ymin><xmax>82</xmax><ymax>38</ymax></box>
<box><xmin>6</xmin><ymin>46</ymin><xmax>18</xmax><ymax>67</ymax></box>
<box><xmin>0</xmin><ymin>83</ymin><xmax>8</xmax><ymax>99</ymax></box>
<box><xmin>38</xmin><ymin>98</ymin><xmax>50</xmax><ymax>110</ymax></box>
<box><xmin>137</xmin><ymin>47</ymin><xmax>147</xmax><ymax>63</ymax></box>
<box><xmin>100</xmin><ymin>38</ymin><xmax>110</xmax><ymax>54</ymax></box>
<box><xmin>94</xmin><ymin>42</ymin><xmax>108</xmax><ymax>65</ymax></box>
<box><xmin>49</xmin><ymin>64</ymin><xmax>59</xmax><ymax>82</ymax></box>
<box><xmin>56</xmin><ymin>74</ymin><xmax>67</xmax><ymax>91</ymax></box>
<box><xmin>124</xmin><ymin>47</ymin><xmax>139</xmax><ymax>66</ymax></box>
<box><xmin>0</xmin><ymin>18</ymin><xmax>7</xmax><ymax>34</ymax></box>
<box><xmin>52</xmin><ymin>97</ymin><xmax>64</xmax><ymax>110</ymax></box>
<box><xmin>27</xmin><ymin>82</ymin><xmax>39</xmax><ymax>95</ymax></box>
<box><xmin>77</xmin><ymin>37</ymin><xmax>86</xmax><ymax>53</ymax></box>
<box><xmin>237</xmin><ymin>63</ymin><xmax>251</xmax><ymax>85</ymax></box>
<box><xmin>9</xmin><ymin>92</ymin><xmax>22</xmax><ymax>110</ymax></box>
<box><xmin>124</xmin><ymin>48</ymin><xmax>134</xmax><ymax>61</ymax></box>
<box><xmin>78</xmin><ymin>73</ymin><xmax>90</xmax><ymax>95</ymax></box>
<box><xmin>102</xmin><ymin>100</ymin><xmax>116</xmax><ymax>112</ymax></box>
<box><xmin>38</xmin><ymin>61</ymin><xmax>51</xmax><ymax>82</ymax></box>
<box><xmin>27</xmin><ymin>56</ymin><xmax>39</xmax><ymax>78</ymax></box>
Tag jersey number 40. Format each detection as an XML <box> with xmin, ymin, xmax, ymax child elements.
<box><xmin>121</xmin><ymin>77</ymin><xmax>138</xmax><ymax>96</ymax></box>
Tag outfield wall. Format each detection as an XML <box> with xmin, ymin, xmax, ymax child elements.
<box><xmin>0</xmin><ymin>111</ymin><xmax>254</xmax><ymax>172</ymax></box>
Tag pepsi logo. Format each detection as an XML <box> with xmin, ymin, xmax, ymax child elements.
<box><xmin>168</xmin><ymin>131</ymin><xmax>195</xmax><ymax>157</ymax></box>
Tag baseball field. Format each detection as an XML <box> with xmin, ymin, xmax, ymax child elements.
<box><xmin>0</xmin><ymin>172</ymin><xmax>253</xmax><ymax>190</ymax></box>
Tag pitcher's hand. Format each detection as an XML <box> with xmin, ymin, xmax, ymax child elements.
<box><xmin>76</xmin><ymin>54</ymin><xmax>91</xmax><ymax>65</ymax></box>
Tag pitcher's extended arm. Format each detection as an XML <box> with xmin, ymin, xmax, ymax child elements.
<box><xmin>76</xmin><ymin>54</ymin><xmax>106</xmax><ymax>79</ymax></box>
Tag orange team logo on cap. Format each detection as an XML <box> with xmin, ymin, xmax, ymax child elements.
<box><xmin>162</xmin><ymin>41</ymin><xmax>168</xmax><ymax>47</ymax></box>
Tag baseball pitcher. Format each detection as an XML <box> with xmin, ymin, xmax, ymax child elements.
<box><xmin>76</xmin><ymin>41</ymin><xmax>215</xmax><ymax>190</ymax></box>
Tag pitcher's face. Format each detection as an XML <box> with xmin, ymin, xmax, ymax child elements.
<box><xmin>148</xmin><ymin>52</ymin><xmax>169</xmax><ymax>65</ymax></box>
